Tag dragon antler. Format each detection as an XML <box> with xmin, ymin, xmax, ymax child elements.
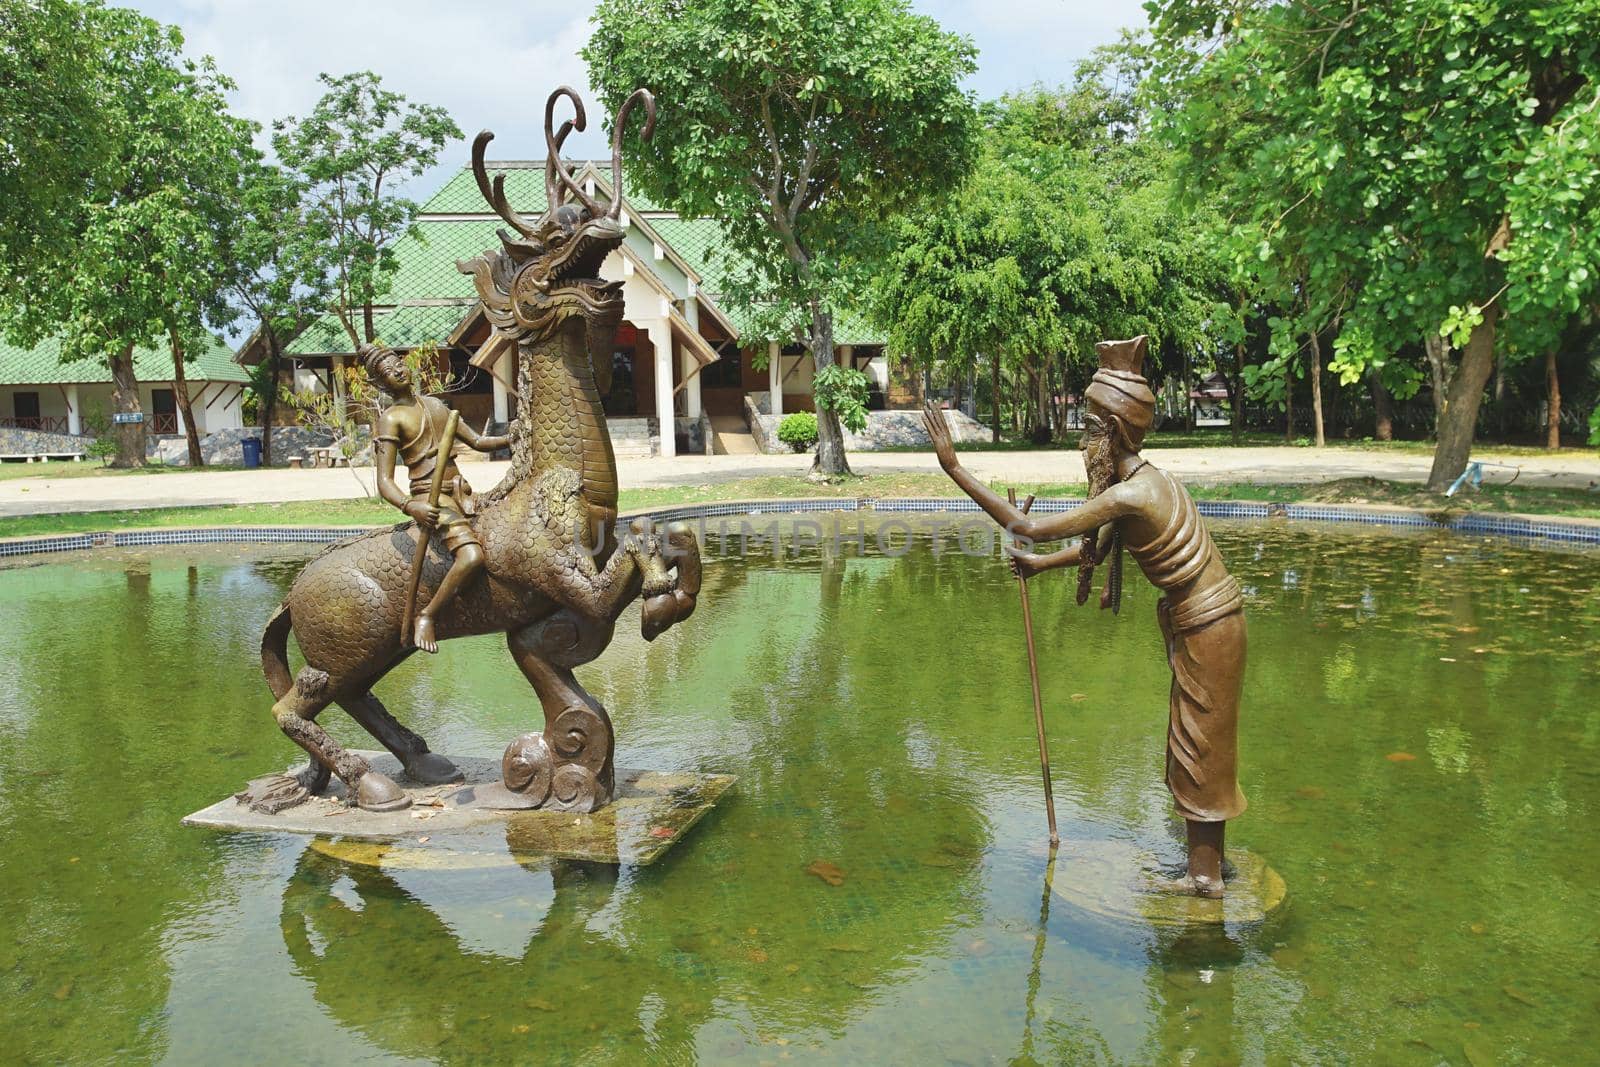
<box><xmin>608</xmin><ymin>89</ymin><xmax>656</xmax><ymax>219</ymax></box>
<box><xmin>545</xmin><ymin>87</ymin><xmax>603</xmax><ymax>217</ymax></box>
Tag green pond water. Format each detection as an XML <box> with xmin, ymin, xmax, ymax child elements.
<box><xmin>2</xmin><ymin>518</ymin><xmax>1598</xmax><ymax>1065</ymax></box>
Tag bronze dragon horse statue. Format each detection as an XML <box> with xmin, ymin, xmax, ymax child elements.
<box><xmin>241</xmin><ymin>87</ymin><xmax>699</xmax><ymax>816</ymax></box>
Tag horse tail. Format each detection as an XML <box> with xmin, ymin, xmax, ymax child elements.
<box><xmin>261</xmin><ymin>603</ymin><xmax>294</xmax><ymax>700</ymax></box>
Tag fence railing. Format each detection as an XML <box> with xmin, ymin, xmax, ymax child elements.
<box><xmin>150</xmin><ymin>414</ymin><xmax>179</xmax><ymax>435</ymax></box>
<box><xmin>0</xmin><ymin>415</ymin><xmax>70</xmax><ymax>434</ymax></box>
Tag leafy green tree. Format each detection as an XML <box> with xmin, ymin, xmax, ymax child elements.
<box><xmin>0</xmin><ymin>4</ymin><xmax>256</xmax><ymax>467</ymax></box>
<box><xmin>273</xmin><ymin>72</ymin><xmax>461</xmax><ymax>349</ymax></box>
<box><xmin>225</xmin><ymin>162</ymin><xmax>330</xmax><ymax>465</ymax></box>
<box><xmin>872</xmin><ymin>79</ymin><xmax>1235</xmax><ymax>443</ymax></box>
<box><xmin>1148</xmin><ymin>0</ymin><xmax>1600</xmax><ymax>487</ymax></box>
<box><xmin>585</xmin><ymin>0</ymin><xmax>979</xmax><ymax>474</ymax></box>
<box><xmin>0</xmin><ymin>0</ymin><xmax>110</xmax><ymax>288</ymax></box>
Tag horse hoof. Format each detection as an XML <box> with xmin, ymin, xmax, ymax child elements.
<box><xmin>355</xmin><ymin>771</ymin><xmax>411</xmax><ymax>812</ymax></box>
<box><xmin>404</xmin><ymin>751</ymin><xmax>463</xmax><ymax>785</ymax></box>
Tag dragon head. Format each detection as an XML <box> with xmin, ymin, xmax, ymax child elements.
<box><xmin>458</xmin><ymin>87</ymin><xmax>656</xmax><ymax>343</ymax></box>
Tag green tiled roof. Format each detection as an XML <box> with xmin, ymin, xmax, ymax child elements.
<box><xmin>270</xmin><ymin>157</ymin><xmax>882</xmax><ymax>362</ymax></box>
<box><xmin>421</xmin><ymin>162</ymin><xmax>664</xmax><ymax>215</ymax></box>
<box><xmin>386</xmin><ymin>220</ymin><xmax>503</xmax><ymax>303</ymax></box>
<box><xmin>285</xmin><ymin>303</ymin><xmax>474</xmax><ymax>357</ymax></box>
<box><xmin>0</xmin><ymin>333</ymin><xmax>247</xmax><ymax>385</ymax></box>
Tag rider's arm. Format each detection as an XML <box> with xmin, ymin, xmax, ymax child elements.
<box><xmin>456</xmin><ymin>419</ymin><xmax>510</xmax><ymax>454</ymax></box>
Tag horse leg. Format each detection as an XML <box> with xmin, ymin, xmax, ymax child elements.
<box><xmin>338</xmin><ymin>684</ymin><xmax>463</xmax><ymax>785</ymax></box>
<box><xmin>501</xmin><ymin>610</ymin><xmax>617</xmax><ymax>813</ymax></box>
<box><xmin>237</xmin><ymin>666</ymin><xmax>410</xmax><ymax>814</ymax></box>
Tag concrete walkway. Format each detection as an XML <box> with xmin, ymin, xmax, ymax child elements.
<box><xmin>3</xmin><ymin>446</ymin><xmax>1597</xmax><ymax>518</ymax></box>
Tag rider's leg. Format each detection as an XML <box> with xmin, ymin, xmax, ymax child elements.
<box><xmin>414</xmin><ymin>538</ymin><xmax>484</xmax><ymax>653</ymax></box>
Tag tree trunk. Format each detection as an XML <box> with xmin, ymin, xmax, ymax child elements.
<box><xmin>109</xmin><ymin>343</ymin><xmax>146</xmax><ymax>468</ymax></box>
<box><xmin>170</xmin><ymin>330</ymin><xmax>204</xmax><ymax>467</ymax></box>
<box><xmin>1368</xmin><ymin>368</ymin><xmax>1395</xmax><ymax>441</ymax></box>
<box><xmin>1423</xmin><ymin>333</ymin><xmax>1450</xmax><ymax>435</ymax></box>
<box><xmin>1546</xmin><ymin>349</ymin><xmax>1561</xmax><ymax>449</ymax></box>
<box><xmin>1033</xmin><ymin>360</ymin><xmax>1051</xmax><ymax>444</ymax></box>
<box><xmin>1284</xmin><ymin>358</ymin><xmax>1296</xmax><ymax>443</ymax></box>
<box><xmin>1232</xmin><ymin>337</ymin><xmax>1245</xmax><ymax>445</ymax></box>
<box><xmin>262</xmin><ymin>329</ymin><xmax>281</xmax><ymax>466</ymax></box>
<box><xmin>362</xmin><ymin>302</ymin><xmax>376</xmax><ymax>345</ymax></box>
<box><xmin>1308</xmin><ymin>331</ymin><xmax>1326</xmax><ymax>447</ymax></box>
<box><xmin>1426</xmin><ymin>309</ymin><xmax>1498</xmax><ymax>491</ymax></box>
<box><xmin>1182</xmin><ymin>344</ymin><xmax>1195</xmax><ymax>432</ymax></box>
<box><xmin>990</xmin><ymin>352</ymin><xmax>1001</xmax><ymax>443</ymax></box>
<box><xmin>809</xmin><ymin>306</ymin><xmax>851</xmax><ymax>476</ymax></box>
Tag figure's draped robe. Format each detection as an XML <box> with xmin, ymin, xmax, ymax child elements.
<box><xmin>1124</xmin><ymin>471</ymin><xmax>1247</xmax><ymax>822</ymax></box>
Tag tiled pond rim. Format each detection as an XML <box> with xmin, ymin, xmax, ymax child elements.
<box><xmin>2</xmin><ymin>498</ymin><xmax>1599</xmax><ymax>560</ymax></box>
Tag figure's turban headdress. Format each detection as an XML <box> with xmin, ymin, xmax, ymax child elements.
<box><xmin>1085</xmin><ymin>335</ymin><xmax>1155</xmax><ymax>450</ymax></box>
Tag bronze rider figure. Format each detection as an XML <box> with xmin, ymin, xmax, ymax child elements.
<box><xmin>365</xmin><ymin>342</ymin><xmax>511</xmax><ymax>653</ymax></box>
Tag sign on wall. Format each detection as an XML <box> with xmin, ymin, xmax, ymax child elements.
<box><xmin>111</xmin><ymin>412</ymin><xmax>144</xmax><ymax>424</ymax></box>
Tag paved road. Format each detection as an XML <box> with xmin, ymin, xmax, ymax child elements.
<box><xmin>3</xmin><ymin>446</ymin><xmax>1597</xmax><ymax>517</ymax></box>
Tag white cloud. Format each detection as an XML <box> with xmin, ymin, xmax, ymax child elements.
<box><xmin>129</xmin><ymin>0</ymin><xmax>1150</xmax><ymax>197</ymax></box>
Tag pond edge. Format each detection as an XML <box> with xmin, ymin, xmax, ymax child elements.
<box><xmin>3</xmin><ymin>496</ymin><xmax>1598</xmax><ymax>561</ymax></box>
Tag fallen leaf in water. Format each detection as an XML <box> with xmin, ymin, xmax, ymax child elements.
<box><xmin>1295</xmin><ymin>786</ymin><xmax>1326</xmax><ymax>800</ymax></box>
<box><xmin>1070</xmin><ymin>693</ymin><xmax>1088</xmax><ymax>702</ymax></box>
<box><xmin>53</xmin><ymin>981</ymin><xmax>73</xmax><ymax>1001</ymax></box>
<box><xmin>1462</xmin><ymin>1022</ymin><xmax>1480</xmax><ymax>1030</ymax></box>
<box><xmin>525</xmin><ymin>998</ymin><xmax>555</xmax><ymax>1012</ymax></box>
<box><xmin>512</xmin><ymin>1024</ymin><xmax>530</xmax><ymax>1035</ymax></box>
<box><xmin>1469</xmin><ymin>923</ymin><xmax>1486</xmax><ymax>935</ymax></box>
<box><xmin>806</xmin><ymin>860</ymin><xmax>846</xmax><ymax>886</ymax></box>
<box><xmin>784</xmin><ymin>963</ymin><xmax>800</xmax><ymax>974</ymax></box>
<box><xmin>417</xmin><ymin>836</ymin><xmax>429</xmax><ymax>844</ymax></box>
<box><xmin>1439</xmin><ymin>656</ymin><xmax>1457</xmax><ymax>663</ymax></box>
<box><xmin>1504</xmin><ymin>985</ymin><xmax>1537</xmax><ymax>1006</ymax></box>
<box><xmin>649</xmin><ymin>826</ymin><xmax>675</xmax><ymax>839</ymax></box>
<box><xmin>1386</xmin><ymin>752</ymin><xmax>1417</xmax><ymax>762</ymax></box>
<box><xmin>748</xmin><ymin>948</ymin><xmax>769</xmax><ymax>964</ymax></box>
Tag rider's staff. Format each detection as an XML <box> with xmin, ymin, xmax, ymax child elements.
<box><xmin>1008</xmin><ymin>488</ymin><xmax>1060</xmax><ymax>848</ymax></box>
<box><xmin>401</xmin><ymin>409</ymin><xmax>460</xmax><ymax>646</ymax></box>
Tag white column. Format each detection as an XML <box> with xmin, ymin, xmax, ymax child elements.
<box><xmin>647</xmin><ymin>319</ymin><xmax>676</xmax><ymax>458</ymax></box>
<box><xmin>175</xmin><ymin>387</ymin><xmax>187</xmax><ymax>435</ymax></box>
<box><xmin>491</xmin><ymin>362</ymin><xmax>510</xmax><ymax>425</ymax></box>
<box><xmin>768</xmin><ymin>341</ymin><xmax>783</xmax><ymax>417</ymax></box>
<box><xmin>681</xmin><ymin>296</ymin><xmax>702</xmax><ymax>418</ymax></box>
<box><xmin>66</xmin><ymin>384</ymin><xmax>81</xmax><ymax>435</ymax></box>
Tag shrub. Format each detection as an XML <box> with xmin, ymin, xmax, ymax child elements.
<box><xmin>812</xmin><ymin>365</ymin><xmax>871</xmax><ymax>433</ymax></box>
<box><xmin>777</xmin><ymin>411</ymin><xmax>819</xmax><ymax>452</ymax></box>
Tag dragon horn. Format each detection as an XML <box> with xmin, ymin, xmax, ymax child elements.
<box><xmin>544</xmin><ymin>87</ymin><xmax>603</xmax><ymax>216</ymax></box>
<box><xmin>608</xmin><ymin>89</ymin><xmax>657</xmax><ymax>219</ymax></box>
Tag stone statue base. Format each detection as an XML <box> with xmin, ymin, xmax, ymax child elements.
<box><xmin>184</xmin><ymin>751</ymin><xmax>734</xmax><ymax>866</ymax></box>
<box><xmin>1046</xmin><ymin>833</ymin><xmax>1286</xmax><ymax>928</ymax></box>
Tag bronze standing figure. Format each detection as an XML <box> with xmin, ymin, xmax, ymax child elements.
<box><xmin>239</xmin><ymin>87</ymin><xmax>698</xmax><ymax>818</ymax></box>
<box><xmin>925</xmin><ymin>336</ymin><xmax>1246</xmax><ymax>897</ymax></box>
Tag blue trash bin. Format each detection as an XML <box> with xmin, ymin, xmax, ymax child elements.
<box><xmin>241</xmin><ymin>436</ymin><xmax>262</xmax><ymax>469</ymax></box>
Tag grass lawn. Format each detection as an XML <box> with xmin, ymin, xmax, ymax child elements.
<box><xmin>0</xmin><ymin>458</ymin><xmax>242</xmax><ymax>481</ymax></box>
<box><xmin>2</xmin><ymin>472</ymin><xmax>1597</xmax><ymax>541</ymax></box>
<box><xmin>929</xmin><ymin>428</ymin><xmax>1587</xmax><ymax>458</ymax></box>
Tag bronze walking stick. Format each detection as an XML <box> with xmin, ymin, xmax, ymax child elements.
<box><xmin>1008</xmin><ymin>488</ymin><xmax>1059</xmax><ymax>848</ymax></box>
<box><xmin>401</xmin><ymin>409</ymin><xmax>460</xmax><ymax>646</ymax></box>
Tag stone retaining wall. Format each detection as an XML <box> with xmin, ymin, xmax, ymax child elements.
<box><xmin>742</xmin><ymin>398</ymin><xmax>990</xmax><ymax>454</ymax></box>
<box><xmin>0</xmin><ymin>426</ymin><xmax>92</xmax><ymax>456</ymax></box>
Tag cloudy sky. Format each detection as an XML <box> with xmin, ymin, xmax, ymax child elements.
<box><xmin>130</xmin><ymin>0</ymin><xmax>1150</xmax><ymax>195</ymax></box>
